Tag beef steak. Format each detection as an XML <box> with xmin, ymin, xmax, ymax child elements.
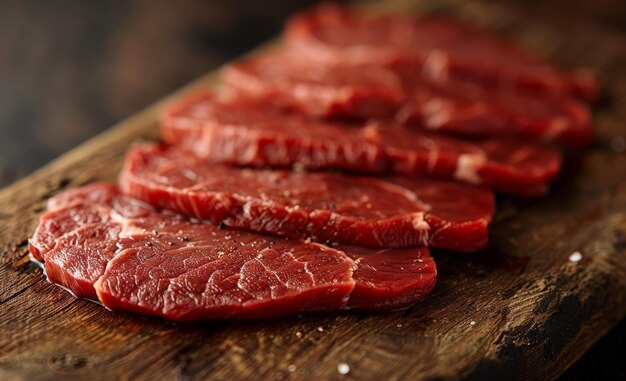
<box><xmin>222</xmin><ymin>52</ymin><xmax>591</xmax><ymax>147</ymax></box>
<box><xmin>30</xmin><ymin>183</ymin><xmax>436</xmax><ymax>321</ymax></box>
<box><xmin>222</xmin><ymin>53</ymin><xmax>406</xmax><ymax>119</ymax></box>
<box><xmin>119</xmin><ymin>143</ymin><xmax>494</xmax><ymax>251</ymax></box>
<box><xmin>285</xmin><ymin>4</ymin><xmax>597</xmax><ymax>100</ymax></box>
<box><xmin>161</xmin><ymin>93</ymin><xmax>561</xmax><ymax>196</ymax></box>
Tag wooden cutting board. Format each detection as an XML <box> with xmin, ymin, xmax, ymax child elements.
<box><xmin>1</xmin><ymin>0</ymin><xmax>625</xmax><ymax>380</ymax></box>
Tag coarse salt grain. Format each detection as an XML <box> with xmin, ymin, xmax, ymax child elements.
<box><xmin>470</xmin><ymin>321</ymin><xmax>476</xmax><ymax>326</ymax></box>
<box><xmin>569</xmin><ymin>251</ymin><xmax>583</xmax><ymax>263</ymax></box>
<box><xmin>337</xmin><ymin>363</ymin><xmax>350</xmax><ymax>375</ymax></box>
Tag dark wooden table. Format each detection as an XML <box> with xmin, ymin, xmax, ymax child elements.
<box><xmin>0</xmin><ymin>0</ymin><xmax>624</xmax><ymax>379</ymax></box>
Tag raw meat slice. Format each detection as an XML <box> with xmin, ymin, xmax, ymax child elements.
<box><xmin>397</xmin><ymin>69</ymin><xmax>592</xmax><ymax>147</ymax></box>
<box><xmin>99</xmin><ymin>243</ymin><xmax>435</xmax><ymax>317</ymax></box>
<box><xmin>222</xmin><ymin>52</ymin><xmax>592</xmax><ymax>147</ymax></box>
<box><xmin>95</xmin><ymin>229</ymin><xmax>356</xmax><ymax>321</ymax></box>
<box><xmin>345</xmin><ymin>245</ymin><xmax>435</xmax><ymax>310</ymax></box>
<box><xmin>221</xmin><ymin>53</ymin><xmax>406</xmax><ymax>119</ymax></box>
<box><xmin>161</xmin><ymin>93</ymin><xmax>561</xmax><ymax>196</ymax></box>
<box><xmin>30</xmin><ymin>183</ymin><xmax>437</xmax><ymax>320</ymax></box>
<box><xmin>285</xmin><ymin>3</ymin><xmax>598</xmax><ymax>100</ymax></box>
<box><xmin>29</xmin><ymin>184</ymin><xmax>116</xmax><ymax>262</ymax></box>
<box><xmin>162</xmin><ymin>93</ymin><xmax>387</xmax><ymax>173</ymax></box>
<box><xmin>119</xmin><ymin>143</ymin><xmax>494</xmax><ymax>251</ymax></box>
<box><xmin>376</xmin><ymin>126</ymin><xmax>561</xmax><ymax>196</ymax></box>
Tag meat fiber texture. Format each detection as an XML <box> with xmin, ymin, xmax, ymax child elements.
<box><xmin>160</xmin><ymin>92</ymin><xmax>561</xmax><ymax>197</ymax></box>
<box><xmin>29</xmin><ymin>183</ymin><xmax>436</xmax><ymax>321</ymax></box>
<box><xmin>119</xmin><ymin>143</ymin><xmax>494</xmax><ymax>252</ymax></box>
<box><xmin>222</xmin><ymin>52</ymin><xmax>592</xmax><ymax>147</ymax></box>
<box><xmin>285</xmin><ymin>3</ymin><xmax>598</xmax><ymax>101</ymax></box>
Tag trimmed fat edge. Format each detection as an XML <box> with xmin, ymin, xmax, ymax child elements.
<box><xmin>454</xmin><ymin>153</ymin><xmax>486</xmax><ymax>185</ymax></box>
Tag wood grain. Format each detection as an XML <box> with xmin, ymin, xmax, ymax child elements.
<box><xmin>1</xmin><ymin>0</ymin><xmax>626</xmax><ymax>380</ymax></box>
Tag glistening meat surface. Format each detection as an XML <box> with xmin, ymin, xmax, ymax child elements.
<box><xmin>223</xmin><ymin>52</ymin><xmax>591</xmax><ymax>147</ymax></box>
<box><xmin>285</xmin><ymin>3</ymin><xmax>598</xmax><ymax>100</ymax></box>
<box><xmin>161</xmin><ymin>93</ymin><xmax>561</xmax><ymax>196</ymax></box>
<box><xmin>119</xmin><ymin>143</ymin><xmax>494</xmax><ymax>251</ymax></box>
<box><xmin>29</xmin><ymin>183</ymin><xmax>436</xmax><ymax>321</ymax></box>
<box><xmin>222</xmin><ymin>53</ymin><xmax>406</xmax><ymax>119</ymax></box>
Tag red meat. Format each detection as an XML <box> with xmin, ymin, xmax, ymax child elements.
<box><xmin>29</xmin><ymin>183</ymin><xmax>436</xmax><ymax>321</ymax></box>
<box><xmin>285</xmin><ymin>3</ymin><xmax>598</xmax><ymax>101</ymax></box>
<box><xmin>161</xmin><ymin>93</ymin><xmax>561</xmax><ymax>196</ymax></box>
<box><xmin>222</xmin><ymin>52</ymin><xmax>592</xmax><ymax>147</ymax></box>
<box><xmin>119</xmin><ymin>143</ymin><xmax>494</xmax><ymax>251</ymax></box>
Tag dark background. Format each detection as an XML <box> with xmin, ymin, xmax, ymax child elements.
<box><xmin>0</xmin><ymin>0</ymin><xmax>624</xmax><ymax>379</ymax></box>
